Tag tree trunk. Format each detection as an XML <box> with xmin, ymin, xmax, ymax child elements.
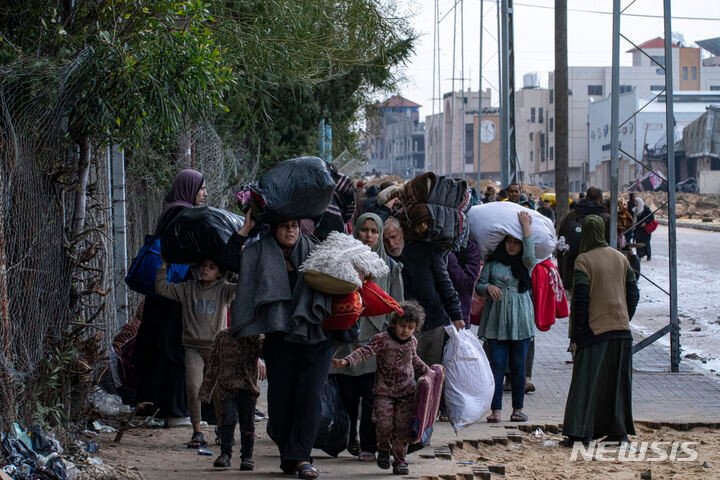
<box><xmin>72</xmin><ymin>133</ymin><xmax>91</xmax><ymax>236</ymax></box>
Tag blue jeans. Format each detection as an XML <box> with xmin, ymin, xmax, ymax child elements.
<box><xmin>486</xmin><ymin>338</ymin><xmax>531</xmax><ymax>411</ymax></box>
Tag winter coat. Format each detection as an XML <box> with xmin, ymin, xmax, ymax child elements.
<box><xmin>398</xmin><ymin>241</ymin><xmax>463</xmax><ymax>330</ymax></box>
<box><xmin>447</xmin><ymin>239</ymin><xmax>482</xmax><ymax>327</ymax></box>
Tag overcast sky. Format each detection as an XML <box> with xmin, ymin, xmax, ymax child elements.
<box><xmin>397</xmin><ymin>0</ymin><xmax>720</xmax><ymax>118</ymax></box>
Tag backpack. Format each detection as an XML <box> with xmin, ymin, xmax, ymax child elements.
<box><xmin>565</xmin><ymin>214</ymin><xmax>586</xmax><ymax>258</ymax></box>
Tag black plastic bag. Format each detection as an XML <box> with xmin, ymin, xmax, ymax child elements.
<box><xmin>252</xmin><ymin>157</ymin><xmax>335</xmax><ymax>223</ymax></box>
<box><xmin>314</xmin><ymin>376</ymin><xmax>350</xmax><ymax>457</ymax></box>
<box><xmin>161</xmin><ymin>207</ymin><xmax>244</xmax><ymax>265</ymax></box>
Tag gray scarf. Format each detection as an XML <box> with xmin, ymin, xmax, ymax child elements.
<box><xmin>230</xmin><ymin>233</ymin><xmax>331</xmax><ymax>344</ymax></box>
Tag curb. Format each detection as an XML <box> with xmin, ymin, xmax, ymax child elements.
<box><xmin>656</xmin><ymin>218</ymin><xmax>720</xmax><ymax>232</ymax></box>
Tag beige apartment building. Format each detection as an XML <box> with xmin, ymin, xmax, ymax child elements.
<box><xmin>424</xmin><ymin>88</ymin><xmax>500</xmax><ymax>181</ymax></box>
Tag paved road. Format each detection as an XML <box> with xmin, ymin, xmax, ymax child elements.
<box><xmin>650</xmin><ymin>224</ymin><xmax>720</xmax><ymax>269</ymax></box>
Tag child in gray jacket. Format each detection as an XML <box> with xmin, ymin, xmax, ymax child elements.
<box><xmin>156</xmin><ymin>258</ymin><xmax>236</xmax><ymax>448</ymax></box>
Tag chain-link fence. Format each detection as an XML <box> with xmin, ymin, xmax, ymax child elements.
<box><xmin>0</xmin><ymin>52</ymin><xmax>256</xmax><ymax>429</ymax></box>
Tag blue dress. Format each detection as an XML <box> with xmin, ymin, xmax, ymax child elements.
<box><xmin>476</xmin><ymin>236</ymin><xmax>536</xmax><ymax>341</ymax></box>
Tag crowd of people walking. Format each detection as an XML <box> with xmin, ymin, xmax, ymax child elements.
<box><xmin>119</xmin><ymin>167</ymin><xmax>647</xmax><ymax>478</ymax></box>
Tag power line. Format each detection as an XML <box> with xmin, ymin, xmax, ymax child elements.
<box><xmin>513</xmin><ymin>1</ymin><xmax>720</xmax><ymax>21</ymax></box>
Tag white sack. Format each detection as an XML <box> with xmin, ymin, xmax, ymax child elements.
<box><xmin>442</xmin><ymin>326</ymin><xmax>494</xmax><ymax>431</ymax></box>
<box><xmin>468</xmin><ymin>202</ymin><xmax>557</xmax><ymax>260</ymax></box>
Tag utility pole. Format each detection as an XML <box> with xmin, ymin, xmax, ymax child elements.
<box><xmin>554</xmin><ymin>0</ymin><xmax>569</xmax><ymax>222</ymax></box>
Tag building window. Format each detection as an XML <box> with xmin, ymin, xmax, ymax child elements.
<box><xmin>549</xmin><ymin>146</ymin><xmax>554</xmax><ymax>161</ymax></box>
<box><xmin>529</xmin><ymin>132</ymin><xmax>534</xmax><ymax>141</ymax></box>
<box><xmin>531</xmin><ymin>107</ymin><xmax>536</xmax><ymax>123</ymax></box>
<box><xmin>549</xmin><ymin>117</ymin><xmax>554</xmax><ymax>132</ymax></box>
<box><xmin>530</xmin><ymin>151</ymin><xmax>534</xmax><ymax>162</ymax></box>
<box><xmin>711</xmin><ymin>86</ymin><xmax>720</xmax><ymax>91</ymax></box>
<box><xmin>692</xmin><ymin>66</ymin><xmax>697</xmax><ymax>81</ymax></box>
<box><xmin>712</xmin><ymin>158</ymin><xmax>720</xmax><ymax>171</ymax></box>
<box><xmin>619</xmin><ymin>85</ymin><xmax>633</xmax><ymax>94</ymax></box>
<box><xmin>539</xmin><ymin>107</ymin><xmax>544</xmax><ymax>123</ymax></box>
<box><xmin>650</xmin><ymin>85</ymin><xmax>665</xmax><ymax>91</ymax></box>
<box><xmin>587</xmin><ymin>85</ymin><xmax>603</xmax><ymax>96</ymax></box>
<box><xmin>650</xmin><ymin>55</ymin><xmax>665</xmax><ymax>67</ymax></box>
<box><xmin>549</xmin><ymin>89</ymin><xmax>554</xmax><ymax>104</ymax></box>
<box><xmin>540</xmin><ymin>133</ymin><xmax>546</xmax><ymax>162</ymax></box>
<box><xmin>682</xmin><ymin>66</ymin><xmax>688</xmax><ymax>81</ymax></box>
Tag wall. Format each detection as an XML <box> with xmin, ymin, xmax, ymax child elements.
<box><xmin>699</xmin><ymin>169</ymin><xmax>720</xmax><ymax>194</ymax></box>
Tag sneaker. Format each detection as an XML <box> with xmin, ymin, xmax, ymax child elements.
<box><xmin>165</xmin><ymin>416</ymin><xmax>192</xmax><ymax>428</ymax></box>
<box><xmin>392</xmin><ymin>461</ymin><xmax>409</xmax><ymax>475</ymax></box>
<box><xmin>240</xmin><ymin>458</ymin><xmax>255</xmax><ymax>471</ymax></box>
<box><xmin>213</xmin><ymin>453</ymin><xmax>231</xmax><ymax>468</ymax></box>
<box><xmin>377</xmin><ymin>450</ymin><xmax>391</xmax><ymax>470</ymax></box>
<box><xmin>525</xmin><ymin>381</ymin><xmax>536</xmax><ymax>394</ymax></box>
<box><xmin>254</xmin><ymin>409</ymin><xmax>268</xmax><ymax>422</ymax></box>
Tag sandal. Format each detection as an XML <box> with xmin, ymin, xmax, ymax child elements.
<box><xmin>186</xmin><ymin>432</ymin><xmax>207</xmax><ymax>449</ymax></box>
<box><xmin>358</xmin><ymin>451</ymin><xmax>375</xmax><ymax>462</ymax></box>
<box><xmin>510</xmin><ymin>411</ymin><xmax>528</xmax><ymax>422</ymax></box>
<box><xmin>297</xmin><ymin>462</ymin><xmax>320</xmax><ymax>479</ymax></box>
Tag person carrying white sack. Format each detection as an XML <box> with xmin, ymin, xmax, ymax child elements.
<box><xmin>476</xmin><ymin>212</ymin><xmax>535</xmax><ymax>423</ymax></box>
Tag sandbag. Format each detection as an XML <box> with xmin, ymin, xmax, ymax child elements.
<box><xmin>442</xmin><ymin>326</ymin><xmax>494</xmax><ymax>431</ymax></box>
<box><xmin>468</xmin><ymin>202</ymin><xmax>556</xmax><ymax>260</ymax></box>
<box><xmin>161</xmin><ymin>207</ymin><xmax>244</xmax><ymax>266</ymax></box>
<box><xmin>252</xmin><ymin>156</ymin><xmax>335</xmax><ymax>223</ymax></box>
<box><xmin>314</xmin><ymin>376</ymin><xmax>350</xmax><ymax>457</ymax></box>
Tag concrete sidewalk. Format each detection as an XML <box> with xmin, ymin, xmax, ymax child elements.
<box><xmin>125</xmin><ymin>323</ymin><xmax>720</xmax><ymax>479</ymax></box>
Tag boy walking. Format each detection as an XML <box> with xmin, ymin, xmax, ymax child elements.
<box><xmin>155</xmin><ymin>258</ymin><xmax>236</xmax><ymax>448</ymax></box>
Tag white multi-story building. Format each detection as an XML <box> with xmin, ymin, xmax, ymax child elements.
<box><xmin>588</xmin><ymin>90</ymin><xmax>720</xmax><ymax>191</ymax></box>
<box><xmin>532</xmin><ymin>36</ymin><xmax>720</xmax><ymax>191</ymax></box>
<box><xmin>516</xmin><ymin>73</ymin><xmax>552</xmax><ymax>186</ymax></box>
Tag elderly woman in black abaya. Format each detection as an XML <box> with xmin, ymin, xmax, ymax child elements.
<box><xmin>133</xmin><ymin>169</ymin><xmax>207</xmax><ymax>426</ymax></box>
<box><xmin>221</xmin><ymin>211</ymin><xmax>333</xmax><ymax>480</ymax></box>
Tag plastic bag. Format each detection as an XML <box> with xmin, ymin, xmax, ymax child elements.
<box><xmin>88</xmin><ymin>386</ymin><xmax>131</xmax><ymax>417</ymax></box>
<box><xmin>468</xmin><ymin>202</ymin><xmax>557</xmax><ymax>261</ymax></box>
<box><xmin>161</xmin><ymin>207</ymin><xmax>244</xmax><ymax>265</ymax></box>
<box><xmin>442</xmin><ymin>326</ymin><xmax>494</xmax><ymax>431</ymax></box>
<box><xmin>251</xmin><ymin>156</ymin><xmax>335</xmax><ymax>223</ymax></box>
<box><xmin>314</xmin><ymin>376</ymin><xmax>350</xmax><ymax>457</ymax></box>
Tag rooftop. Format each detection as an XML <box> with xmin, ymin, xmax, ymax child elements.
<box><xmin>377</xmin><ymin>95</ymin><xmax>421</xmax><ymax>109</ymax></box>
<box><xmin>626</xmin><ymin>36</ymin><xmax>679</xmax><ymax>53</ymax></box>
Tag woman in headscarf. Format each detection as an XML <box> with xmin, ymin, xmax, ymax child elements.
<box><xmin>330</xmin><ymin>213</ymin><xmax>404</xmax><ymax>462</ymax></box>
<box><xmin>221</xmin><ymin>211</ymin><xmax>333</xmax><ymax>479</ymax></box>
<box><xmin>632</xmin><ymin>197</ymin><xmax>655</xmax><ymax>261</ymax></box>
<box><xmin>562</xmin><ymin>215</ymin><xmax>640</xmax><ymax>446</ymax></box>
<box><xmin>476</xmin><ymin>212</ymin><xmax>535</xmax><ymax>423</ymax></box>
<box><xmin>133</xmin><ymin>169</ymin><xmax>207</xmax><ymax>427</ymax></box>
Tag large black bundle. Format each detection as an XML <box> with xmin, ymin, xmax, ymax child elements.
<box><xmin>161</xmin><ymin>207</ymin><xmax>244</xmax><ymax>265</ymax></box>
<box><xmin>251</xmin><ymin>156</ymin><xmax>335</xmax><ymax>223</ymax></box>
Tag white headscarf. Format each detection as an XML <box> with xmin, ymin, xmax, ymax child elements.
<box><xmin>632</xmin><ymin>197</ymin><xmax>645</xmax><ymax>216</ymax></box>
